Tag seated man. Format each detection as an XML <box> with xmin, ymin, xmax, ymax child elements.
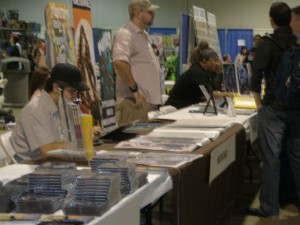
<box><xmin>10</xmin><ymin>63</ymin><xmax>90</xmax><ymax>162</ymax></box>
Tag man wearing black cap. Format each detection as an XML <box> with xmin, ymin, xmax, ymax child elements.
<box><xmin>11</xmin><ymin>63</ymin><xmax>89</xmax><ymax>162</ymax></box>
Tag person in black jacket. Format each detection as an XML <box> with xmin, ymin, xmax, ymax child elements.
<box><xmin>247</xmin><ymin>2</ymin><xmax>299</xmax><ymax>219</ymax></box>
<box><xmin>278</xmin><ymin>4</ymin><xmax>300</xmax><ymax>211</ymax></box>
<box><xmin>165</xmin><ymin>48</ymin><xmax>223</xmax><ymax>109</ymax></box>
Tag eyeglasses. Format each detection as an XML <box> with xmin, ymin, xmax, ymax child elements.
<box><xmin>64</xmin><ymin>87</ymin><xmax>79</xmax><ymax>97</ymax></box>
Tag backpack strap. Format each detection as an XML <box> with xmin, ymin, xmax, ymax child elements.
<box><xmin>262</xmin><ymin>34</ymin><xmax>285</xmax><ymax>52</ymax></box>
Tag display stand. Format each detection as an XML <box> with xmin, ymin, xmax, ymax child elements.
<box><xmin>203</xmin><ymin>92</ymin><xmax>217</xmax><ymax>115</ymax></box>
<box><xmin>206</xmin><ymin>12</ymin><xmax>222</xmax><ymax>57</ymax></box>
<box><xmin>191</xmin><ymin>6</ymin><xmax>222</xmax><ymax>57</ymax></box>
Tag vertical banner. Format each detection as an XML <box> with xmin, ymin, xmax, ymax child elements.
<box><xmin>44</xmin><ymin>2</ymin><xmax>77</xmax><ymax>67</ymax></box>
<box><xmin>72</xmin><ymin>0</ymin><xmax>102</xmax><ymax>129</ymax></box>
<box><xmin>93</xmin><ymin>28</ymin><xmax>117</xmax><ymax>132</ymax></box>
<box><xmin>180</xmin><ymin>13</ymin><xmax>190</xmax><ymax>73</ymax></box>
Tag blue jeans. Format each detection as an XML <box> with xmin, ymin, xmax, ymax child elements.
<box><xmin>258</xmin><ymin>105</ymin><xmax>300</xmax><ymax>216</ymax></box>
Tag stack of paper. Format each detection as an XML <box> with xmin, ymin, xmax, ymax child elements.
<box><xmin>135</xmin><ymin>152</ymin><xmax>203</xmax><ymax>168</ymax></box>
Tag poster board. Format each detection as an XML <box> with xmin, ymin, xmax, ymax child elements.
<box><xmin>236</xmin><ymin>63</ymin><xmax>251</xmax><ymax>94</ymax></box>
<box><xmin>44</xmin><ymin>2</ymin><xmax>77</xmax><ymax>67</ymax></box>
<box><xmin>72</xmin><ymin>0</ymin><xmax>102</xmax><ymax>129</ymax></box>
<box><xmin>223</xmin><ymin>63</ymin><xmax>238</xmax><ymax>93</ymax></box>
<box><xmin>207</xmin><ymin>12</ymin><xmax>221</xmax><ymax>58</ymax></box>
<box><xmin>93</xmin><ymin>28</ymin><xmax>117</xmax><ymax>133</ymax></box>
<box><xmin>223</xmin><ymin>63</ymin><xmax>252</xmax><ymax>94</ymax></box>
<box><xmin>192</xmin><ymin>6</ymin><xmax>208</xmax><ymax>45</ymax></box>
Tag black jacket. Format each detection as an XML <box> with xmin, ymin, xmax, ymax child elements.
<box><xmin>250</xmin><ymin>26</ymin><xmax>296</xmax><ymax>106</ymax></box>
<box><xmin>165</xmin><ymin>63</ymin><xmax>215</xmax><ymax>109</ymax></box>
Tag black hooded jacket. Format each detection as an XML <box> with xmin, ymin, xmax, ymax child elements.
<box><xmin>250</xmin><ymin>26</ymin><xmax>296</xmax><ymax>106</ymax></box>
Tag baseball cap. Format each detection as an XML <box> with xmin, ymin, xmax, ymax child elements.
<box><xmin>129</xmin><ymin>0</ymin><xmax>159</xmax><ymax>12</ymax></box>
<box><xmin>51</xmin><ymin>63</ymin><xmax>89</xmax><ymax>92</ymax></box>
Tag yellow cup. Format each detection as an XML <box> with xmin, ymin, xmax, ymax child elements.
<box><xmin>81</xmin><ymin>114</ymin><xmax>94</xmax><ymax>160</ymax></box>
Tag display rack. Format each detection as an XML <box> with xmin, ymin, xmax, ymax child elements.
<box><xmin>192</xmin><ymin>6</ymin><xmax>208</xmax><ymax>46</ymax></box>
<box><xmin>206</xmin><ymin>12</ymin><xmax>221</xmax><ymax>58</ymax></box>
<box><xmin>191</xmin><ymin>6</ymin><xmax>221</xmax><ymax>58</ymax></box>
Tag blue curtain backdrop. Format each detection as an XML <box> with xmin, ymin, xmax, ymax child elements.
<box><xmin>217</xmin><ymin>29</ymin><xmax>226</xmax><ymax>58</ymax></box>
<box><xmin>226</xmin><ymin>29</ymin><xmax>253</xmax><ymax>63</ymax></box>
<box><xmin>180</xmin><ymin>13</ymin><xmax>190</xmax><ymax>74</ymax></box>
<box><xmin>148</xmin><ymin>27</ymin><xmax>177</xmax><ymax>35</ymax></box>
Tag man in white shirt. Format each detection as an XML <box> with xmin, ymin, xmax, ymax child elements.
<box><xmin>11</xmin><ymin>63</ymin><xmax>89</xmax><ymax>162</ymax></box>
<box><xmin>112</xmin><ymin>0</ymin><xmax>162</xmax><ymax>125</ymax></box>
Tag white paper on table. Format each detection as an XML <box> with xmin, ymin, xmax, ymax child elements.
<box><xmin>129</xmin><ymin>135</ymin><xmax>210</xmax><ymax>147</ymax></box>
<box><xmin>150</xmin><ymin>127</ymin><xmax>222</xmax><ymax>140</ymax></box>
<box><xmin>166</xmin><ymin>118</ymin><xmax>234</xmax><ymax>128</ymax></box>
<box><xmin>135</xmin><ymin>152</ymin><xmax>203</xmax><ymax>168</ymax></box>
<box><xmin>115</xmin><ymin>141</ymin><xmax>198</xmax><ymax>152</ymax></box>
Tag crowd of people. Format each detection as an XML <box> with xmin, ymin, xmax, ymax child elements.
<box><xmin>4</xmin><ymin>1</ymin><xmax>300</xmax><ymax>220</ymax></box>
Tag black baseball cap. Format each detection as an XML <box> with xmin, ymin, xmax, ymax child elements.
<box><xmin>51</xmin><ymin>63</ymin><xmax>89</xmax><ymax>92</ymax></box>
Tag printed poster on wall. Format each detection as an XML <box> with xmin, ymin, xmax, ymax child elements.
<box><xmin>93</xmin><ymin>28</ymin><xmax>117</xmax><ymax>132</ymax></box>
<box><xmin>44</xmin><ymin>2</ymin><xmax>77</xmax><ymax>68</ymax></box>
<box><xmin>72</xmin><ymin>0</ymin><xmax>102</xmax><ymax>129</ymax></box>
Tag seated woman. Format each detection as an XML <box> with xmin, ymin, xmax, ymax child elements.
<box><xmin>165</xmin><ymin>48</ymin><xmax>225</xmax><ymax>109</ymax></box>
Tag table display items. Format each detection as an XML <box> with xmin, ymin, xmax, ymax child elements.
<box><xmin>96</xmin><ymin>163</ymin><xmax>139</xmax><ymax>197</ymax></box>
<box><xmin>13</xmin><ymin>169</ymin><xmax>76</xmax><ymax>214</ymax></box>
<box><xmin>63</xmin><ymin>172</ymin><xmax>121</xmax><ymax>216</ymax></box>
<box><xmin>0</xmin><ymin>159</ymin><xmax>148</xmax><ymax>218</ymax></box>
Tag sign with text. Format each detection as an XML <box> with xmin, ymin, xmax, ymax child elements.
<box><xmin>249</xmin><ymin>114</ymin><xmax>258</xmax><ymax>143</ymax></box>
<box><xmin>209</xmin><ymin>135</ymin><xmax>236</xmax><ymax>184</ymax></box>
